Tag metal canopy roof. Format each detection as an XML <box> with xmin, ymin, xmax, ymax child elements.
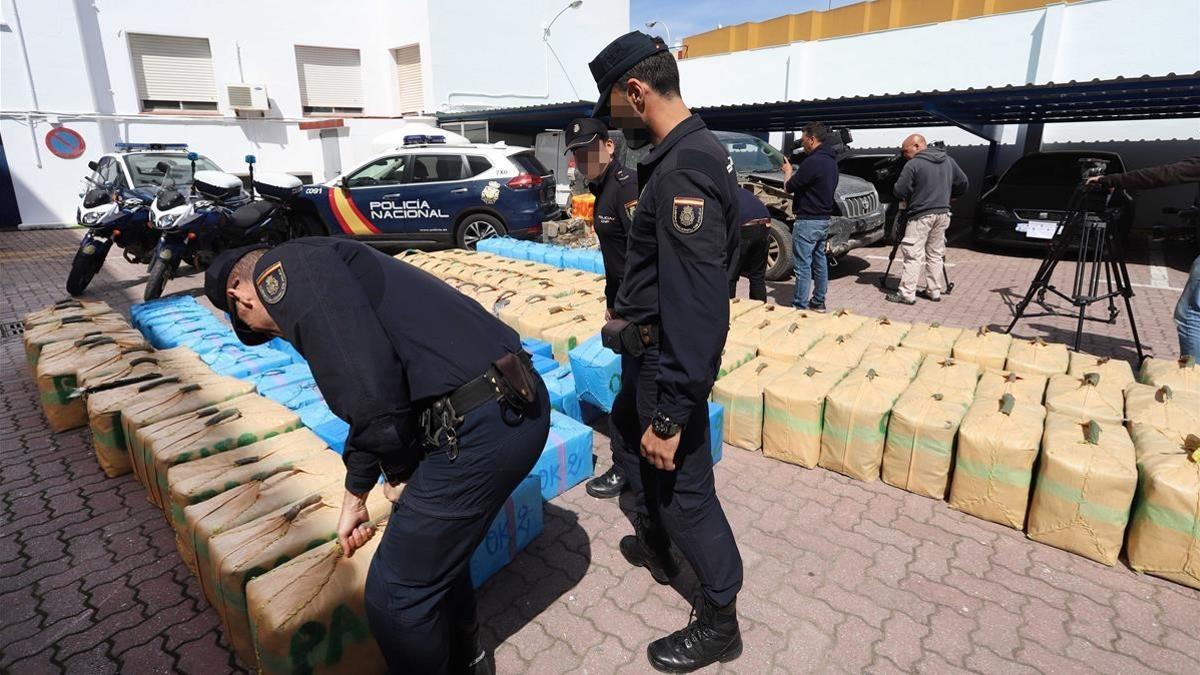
<box><xmin>437</xmin><ymin>72</ymin><xmax>1200</xmax><ymax>141</ymax></box>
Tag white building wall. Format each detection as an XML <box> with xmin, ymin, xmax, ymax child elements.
<box><xmin>0</xmin><ymin>0</ymin><xmax>627</xmax><ymax>227</ymax></box>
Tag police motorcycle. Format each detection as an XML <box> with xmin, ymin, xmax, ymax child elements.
<box><xmin>224</xmin><ymin>155</ymin><xmax>318</xmax><ymax>242</ymax></box>
<box><xmin>67</xmin><ymin>170</ymin><xmax>159</xmax><ymax>296</ymax></box>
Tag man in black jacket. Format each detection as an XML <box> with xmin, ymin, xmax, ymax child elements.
<box><xmin>887</xmin><ymin>134</ymin><xmax>969</xmax><ymax>305</ymax></box>
<box><xmin>730</xmin><ymin>187</ymin><xmax>771</xmax><ymax>301</ymax></box>
<box><xmin>204</xmin><ymin>237</ymin><xmax>550</xmax><ymax>674</ymax></box>
<box><xmin>781</xmin><ymin>122</ymin><xmax>838</xmax><ymax>311</ymax></box>
<box><xmin>1089</xmin><ymin>155</ymin><xmax>1200</xmax><ymax>357</ymax></box>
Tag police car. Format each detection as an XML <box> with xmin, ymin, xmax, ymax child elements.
<box><xmin>78</xmin><ymin>143</ymin><xmax>222</xmax><ymax>224</ymax></box>
<box><xmin>297</xmin><ymin>136</ymin><xmax>560</xmax><ymax>249</ymax></box>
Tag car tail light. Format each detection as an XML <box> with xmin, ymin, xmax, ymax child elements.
<box><xmin>507</xmin><ymin>173</ymin><xmax>543</xmax><ymax>190</ymax></box>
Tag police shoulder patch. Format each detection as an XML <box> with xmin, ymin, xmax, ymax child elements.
<box><xmin>256</xmin><ymin>261</ymin><xmax>288</xmax><ymax>304</ymax></box>
<box><xmin>671</xmin><ymin>196</ymin><xmax>704</xmax><ymax>234</ymax></box>
<box><xmin>624</xmin><ymin>199</ymin><xmax>638</xmax><ymax>221</ymax></box>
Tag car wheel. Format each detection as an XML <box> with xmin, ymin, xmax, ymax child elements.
<box><xmin>764</xmin><ymin>219</ymin><xmax>794</xmax><ymax>282</ymax></box>
<box><xmin>456</xmin><ymin>214</ymin><xmax>506</xmax><ymax>250</ymax></box>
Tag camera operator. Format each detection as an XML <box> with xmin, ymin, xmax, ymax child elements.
<box><xmin>1087</xmin><ymin>155</ymin><xmax>1200</xmax><ymax>357</ymax></box>
<box><xmin>886</xmin><ymin>134</ymin><xmax>968</xmax><ymax>305</ymax></box>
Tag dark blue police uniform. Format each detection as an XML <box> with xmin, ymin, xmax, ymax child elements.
<box><xmin>731</xmin><ymin>188</ymin><xmax>771</xmax><ymax>301</ymax></box>
<box><xmin>590</xmin><ymin>159</ymin><xmax>638</xmax><ymax>308</ymax></box>
<box><xmin>226</xmin><ymin>237</ymin><xmax>549</xmax><ymax>673</ymax></box>
<box><xmin>610</xmin><ymin>113</ymin><xmax>744</xmax><ymax>608</ymax></box>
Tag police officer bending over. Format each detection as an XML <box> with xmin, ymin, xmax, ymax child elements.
<box><xmin>563</xmin><ymin>117</ymin><xmax>639</xmax><ymax>500</ymax></box>
<box><xmin>589</xmin><ymin>32</ymin><xmax>744</xmax><ymax>672</ymax></box>
<box><xmin>204</xmin><ymin>237</ymin><xmax>550</xmax><ymax>675</ymax></box>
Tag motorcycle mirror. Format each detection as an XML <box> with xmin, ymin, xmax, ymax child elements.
<box><xmin>245</xmin><ymin>154</ymin><xmax>256</xmax><ymax>165</ymax></box>
<box><xmin>87</xmin><ymin>160</ymin><xmax>99</xmax><ymax>172</ymax></box>
<box><xmin>186</xmin><ymin>152</ymin><xmax>199</xmax><ymax>161</ymax></box>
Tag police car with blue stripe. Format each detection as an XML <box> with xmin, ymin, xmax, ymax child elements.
<box><xmin>296</xmin><ymin>135</ymin><xmax>560</xmax><ymax>249</ymax></box>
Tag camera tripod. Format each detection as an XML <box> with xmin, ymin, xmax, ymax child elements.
<box><xmin>1005</xmin><ymin>183</ymin><xmax>1144</xmax><ymax>362</ymax></box>
<box><xmin>878</xmin><ymin>209</ymin><xmax>956</xmax><ymax>295</ymax></box>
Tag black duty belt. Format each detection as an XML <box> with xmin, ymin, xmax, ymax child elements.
<box><xmin>418</xmin><ymin>352</ymin><xmax>537</xmax><ymax>460</ymax></box>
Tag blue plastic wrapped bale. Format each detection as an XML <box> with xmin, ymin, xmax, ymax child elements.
<box><xmin>250</xmin><ymin>363</ymin><xmax>315</xmax><ymax>393</ymax></box>
<box><xmin>297</xmin><ymin>402</ymin><xmax>350</xmax><ymax>454</ymax></box>
<box><xmin>259</xmin><ymin>378</ymin><xmax>325</xmax><ymax>411</ymax></box>
<box><xmin>709</xmin><ymin>401</ymin><xmax>724</xmax><ymax>464</ymax></box>
<box><xmin>199</xmin><ymin>342</ymin><xmax>293</xmax><ymax>379</ymax></box>
<box><xmin>129</xmin><ymin>296</ymin><xmax>199</xmax><ymax>328</ymax></box>
<box><xmin>139</xmin><ymin>312</ymin><xmax>224</xmax><ymax>348</ymax></box>
<box><xmin>470</xmin><ymin>475</ymin><xmax>543</xmax><ymax>588</ymax></box>
<box><xmin>522</xmin><ymin>338</ymin><xmax>553</xmax><ymax>360</ymax></box>
<box><xmin>530</xmin><ymin>411</ymin><xmax>593</xmax><ymax>501</ymax></box>
<box><xmin>530</xmin><ymin>353</ymin><xmax>559</xmax><ymax>376</ymax></box>
<box><xmin>266</xmin><ymin>337</ymin><xmax>306</xmax><ymax>366</ymax></box>
<box><xmin>544</xmin><ymin>367</ymin><xmax>582</xmax><ymax>421</ymax></box>
<box><xmin>170</xmin><ymin>326</ymin><xmax>239</xmax><ymax>352</ymax></box>
<box><xmin>567</xmin><ymin>334</ymin><xmax>621</xmax><ymax>413</ymax></box>
<box><xmin>589</xmin><ymin>251</ymin><xmax>606</xmax><ymax>275</ymax></box>
<box><xmin>475</xmin><ymin>237</ymin><xmax>505</xmax><ymax>256</ymax></box>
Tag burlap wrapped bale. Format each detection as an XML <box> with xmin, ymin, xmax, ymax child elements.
<box><xmin>1126</xmin><ymin>428</ymin><xmax>1200</xmax><ymax>590</ymax></box>
<box><xmin>1027</xmin><ymin>415</ymin><xmax>1136</xmax><ymax>565</ymax></box>
<box><xmin>1139</xmin><ymin>356</ymin><xmax>1199</xmax><ymax>394</ymax></box>
<box><xmin>35</xmin><ymin>332</ymin><xmax>150</xmax><ymax>432</ymax></box>
<box><xmin>818</xmin><ymin>368</ymin><xmax>911</xmax><ymax>482</ymax></box>
<box><xmin>184</xmin><ymin>467</ymin><xmax>343</xmax><ymax>580</ymax></box>
<box><xmin>138</xmin><ymin>394</ymin><xmax>302</xmax><ymax>512</ymax></box>
<box><xmin>717</xmin><ymin>340</ymin><xmax>758</xmax><ymax>380</ymax></box>
<box><xmin>804</xmin><ymin>333</ymin><xmax>870</xmax><ymax>370</ymax></box>
<box><xmin>1005</xmin><ymin>337</ymin><xmax>1069</xmax><ymax>377</ymax></box>
<box><xmin>84</xmin><ymin>352</ymin><xmax>215</xmax><ymax>477</ymax></box>
<box><xmin>951</xmin><ymin>327</ymin><xmax>1012</xmax><ymax>370</ymax></box>
<box><xmin>974</xmin><ymin>369</ymin><xmax>1049</xmax><ymax>403</ymax></box>
<box><xmin>852</xmin><ymin>317</ymin><xmax>912</xmax><ymax>347</ymax></box>
<box><xmin>518</xmin><ymin>293</ymin><xmax>604</xmax><ymax>339</ymax></box>
<box><xmin>881</xmin><ymin>381</ymin><xmax>972</xmax><ymax>498</ymax></box>
<box><xmin>208</xmin><ymin>486</ymin><xmax>393</xmax><ymax>667</ymax></box>
<box><xmin>542</xmin><ymin>314</ymin><xmax>602</xmax><ymax>363</ymax></box>
<box><xmin>121</xmin><ymin>376</ymin><xmax>258</xmax><ymax>491</ymax></box>
<box><xmin>859</xmin><ymin>344</ymin><xmax>923</xmax><ymax>380</ymax></box>
<box><xmin>948</xmin><ymin>394</ymin><xmax>1046</xmax><ymax>529</ymax></box>
<box><xmin>899</xmin><ymin>322</ymin><xmax>963</xmax><ymax>358</ymax></box>
<box><xmin>23</xmin><ymin>299</ymin><xmax>112</xmax><ymax>328</ymax></box>
<box><xmin>165</xmin><ymin>428</ymin><xmax>335</xmax><ymax>538</ymax></box>
<box><xmin>821</xmin><ymin>309</ymin><xmax>867</xmax><ymax>335</ymax></box>
<box><xmin>496</xmin><ymin>292</ymin><xmax>556</xmax><ymax>330</ymax></box>
<box><xmin>1044</xmin><ymin>372</ymin><xmax>1125</xmax><ymax>425</ymax></box>
<box><xmin>759</xmin><ymin>320</ymin><xmax>826</xmax><ymax>363</ymax></box>
<box><xmin>710</xmin><ymin>357</ymin><xmax>790</xmax><ymax>451</ymax></box>
<box><xmin>23</xmin><ymin>312</ymin><xmax>130</xmax><ymax>366</ymax></box>
<box><xmin>246</xmin><ymin>523</ymin><xmax>389</xmax><ymax>675</ymax></box>
<box><xmin>1124</xmin><ymin>383</ymin><xmax>1200</xmax><ymax>441</ymax></box>
<box><xmin>762</xmin><ymin>361</ymin><xmax>850</xmax><ymax>468</ymax></box>
<box><xmin>728</xmin><ymin>298</ymin><xmax>765</xmax><ymax>320</ymax></box>
<box><xmin>732</xmin><ymin>302</ymin><xmax>796</xmax><ymax>326</ymax></box>
<box><xmin>914</xmin><ymin>357</ymin><xmax>980</xmax><ymax>395</ymax></box>
<box><xmin>728</xmin><ymin>318</ymin><xmax>784</xmax><ymax>351</ymax></box>
<box><xmin>1067</xmin><ymin>352</ymin><xmax>1135</xmax><ymax>388</ymax></box>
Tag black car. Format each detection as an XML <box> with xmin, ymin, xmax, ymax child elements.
<box><xmin>975</xmin><ymin>151</ymin><xmax>1134</xmax><ymax>248</ymax></box>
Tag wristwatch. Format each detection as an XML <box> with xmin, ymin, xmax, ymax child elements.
<box><xmin>651</xmin><ymin>411</ymin><xmax>682</xmax><ymax>439</ymax></box>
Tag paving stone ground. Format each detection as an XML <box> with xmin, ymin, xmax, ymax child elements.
<box><xmin>2</xmin><ymin>228</ymin><xmax>1198</xmax><ymax>674</ymax></box>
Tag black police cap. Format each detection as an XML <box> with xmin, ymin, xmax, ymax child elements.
<box><xmin>589</xmin><ymin>31</ymin><xmax>668</xmax><ymax>118</ymax></box>
<box><xmin>563</xmin><ymin>118</ymin><xmax>610</xmax><ymax>154</ymax></box>
<box><xmin>204</xmin><ymin>243</ymin><xmax>273</xmax><ymax>346</ymax></box>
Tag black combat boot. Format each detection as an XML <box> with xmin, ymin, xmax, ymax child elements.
<box><xmin>585</xmin><ymin>465</ymin><xmax>626</xmax><ymax>499</ymax></box>
<box><xmin>647</xmin><ymin>596</ymin><xmax>742</xmax><ymax>673</ymax></box>
<box><xmin>450</xmin><ymin>634</ymin><xmax>492</xmax><ymax>675</ymax></box>
<box><xmin>619</xmin><ymin>514</ymin><xmax>679</xmax><ymax>584</ymax></box>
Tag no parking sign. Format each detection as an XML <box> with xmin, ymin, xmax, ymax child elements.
<box><xmin>45</xmin><ymin>127</ymin><xmax>86</xmax><ymax>159</ymax></box>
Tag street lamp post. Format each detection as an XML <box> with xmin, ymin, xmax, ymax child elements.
<box><xmin>645</xmin><ymin>20</ymin><xmax>672</xmax><ymax>50</ymax></box>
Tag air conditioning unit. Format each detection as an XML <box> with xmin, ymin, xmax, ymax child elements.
<box><xmin>226</xmin><ymin>83</ymin><xmax>269</xmax><ymax>113</ymax></box>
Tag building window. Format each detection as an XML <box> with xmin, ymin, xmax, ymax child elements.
<box><xmin>392</xmin><ymin>44</ymin><xmax>425</xmax><ymax>115</ymax></box>
<box><xmin>128</xmin><ymin>33</ymin><xmax>219</xmax><ymax>112</ymax></box>
<box><xmin>295</xmin><ymin>45</ymin><xmax>364</xmax><ymax>115</ymax></box>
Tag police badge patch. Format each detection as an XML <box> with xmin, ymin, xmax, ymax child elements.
<box><xmin>624</xmin><ymin>199</ymin><xmax>638</xmax><ymax>221</ymax></box>
<box><xmin>256</xmin><ymin>261</ymin><xmax>287</xmax><ymax>304</ymax></box>
<box><xmin>671</xmin><ymin>197</ymin><xmax>704</xmax><ymax>234</ymax></box>
<box><xmin>481</xmin><ymin>181</ymin><xmax>501</xmax><ymax>205</ymax></box>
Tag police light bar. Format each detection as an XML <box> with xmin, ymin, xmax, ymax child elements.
<box><xmin>115</xmin><ymin>142</ymin><xmax>189</xmax><ymax>152</ymax></box>
<box><xmin>402</xmin><ymin>135</ymin><xmax>447</xmax><ymax>146</ymax></box>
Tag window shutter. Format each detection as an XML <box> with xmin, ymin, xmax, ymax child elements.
<box><xmin>392</xmin><ymin>44</ymin><xmax>425</xmax><ymax>115</ymax></box>
<box><xmin>295</xmin><ymin>46</ymin><xmax>363</xmax><ymax>109</ymax></box>
<box><xmin>128</xmin><ymin>33</ymin><xmax>218</xmax><ymax>103</ymax></box>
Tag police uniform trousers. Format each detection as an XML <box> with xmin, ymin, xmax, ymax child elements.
<box><xmin>609</xmin><ymin>347</ymin><xmax>744</xmax><ymax>607</ymax></box>
<box><xmin>731</xmin><ymin>223</ymin><xmax>769</xmax><ymax>302</ymax></box>
<box><xmin>365</xmin><ymin>378</ymin><xmax>550</xmax><ymax>673</ymax></box>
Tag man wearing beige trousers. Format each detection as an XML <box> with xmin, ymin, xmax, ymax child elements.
<box><xmin>886</xmin><ymin>134</ymin><xmax>969</xmax><ymax>304</ymax></box>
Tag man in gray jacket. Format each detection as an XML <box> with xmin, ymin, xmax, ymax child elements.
<box><xmin>886</xmin><ymin>134</ymin><xmax>969</xmax><ymax>304</ymax></box>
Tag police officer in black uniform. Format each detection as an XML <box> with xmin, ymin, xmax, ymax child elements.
<box><xmin>589</xmin><ymin>32</ymin><xmax>744</xmax><ymax>672</ymax></box>
<box><xmin>731</xmin><ymin>187</ymin><xmax>771</xmax><ymax>301</ymax></box>
<box><xmin>563</xmin><ymin>117</ymin><xmax>639</xmax><ymax>500</ymax></box>
<box><xmin>204</xmin><ymin>237</ymin><xmax>550</xmax><ymax>675</ymax></box>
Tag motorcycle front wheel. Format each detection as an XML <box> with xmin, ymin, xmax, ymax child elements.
<box><xmin>66</xmin><ymin>246</ymin><xmax>107</xmax><ymax>296</ymax></box>
<box><xmin>143</xmin><ymin>257</ymin><xmax>176</xmax><ymax>302</ymax></box>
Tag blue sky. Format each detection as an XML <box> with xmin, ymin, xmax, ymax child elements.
<box><xmin>631</xmin><ymin>0</ymin><xmax>865</xmax><ymax>44</ymax></box>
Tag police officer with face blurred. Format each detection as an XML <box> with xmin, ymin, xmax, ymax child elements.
<box><xmin>563</xmin><ymin>117</ymin><xmax>638</xmax><ymax>500</ymax></box>
<box><xmin>589</xmin><ymin>32</ymin><xmax>744</xmax><ymax>672</ymax></box>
